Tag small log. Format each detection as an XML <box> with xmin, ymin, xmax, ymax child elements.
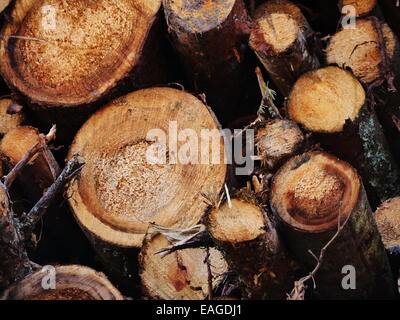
<box><xmin>0</xmin><ymin>99</ymin><xmax>26</xmax><ymax>137</ymax></box>
<box><xmin>339</xmin><ymin>0</ymin><xmax>377</xmax><ymax>17</ymax></box>
<box><xmin>375</xmin><ymin>197</ymin><xmax>400</xmax><ymax>249</ymax></box>
<box><xmin>139</xmin><ymin>233</ymin><xmax>228</xmax><ymax>300</ymax></box>
<box><xmin>163</xmin><ymin>0</ymin><xmax>255</xmax><ymax>124</ymax></box>
<box><xmin>1</xmin><ymin>265</ymin><xmax>123</xmax><ymax>300</ymax></box>
<box><xmin>287</xmin><ymin>66</ymin><xmax>400</xmax><ymax>208</ymax></box>
<box><xmin>375</xmin><ymin>197</ymin><xmax>400</xmax><ymax>290</ymax></box>
<box><xmin>206</xmin><ymin>198</ymin><xmax>296</xmax><ymax>299</ymax></box>
<box><xmin>67</xmin><ymin>87</ymin><xmax>227</xmax><ymax>294</ymax></box>
<box><xmin>327</xmin><ymin>17</ymin><xmax>400</xmax><ymax>165</ymax></box>
<box><xmin>379</xmin><ymin>0</ymin><xmax>400</xmax><ymax>39</ymax></box>
<box><xmin>270</xmin><ymin>151</ymin><xmax>397</xmax><ymax>299</ymax></box>
<box><xmin>249</xmin><ymin>0</ymin><xmax>320</xmax><ymax>97</ymax></box>
<box><xmin>0</xmin><ymin>126</ymin><xmax>60</xmax><ymax>201</ymax></box>
<box><xmin>256</xmin><ymin>119</ymin><xmax>305</xmax><ymax>170</ymax></box>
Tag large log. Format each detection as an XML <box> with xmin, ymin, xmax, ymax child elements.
<box><xmin>163</xmin><ymin>0</ymin><xmax>256</xmax><ymax>124</ymax></box>
<box><xmin>249</xmin><ymin>0</ymin><xmax>320</xmax><ymax>97</ymax></box>
<box><xmin>0</xmin><ymin>0</ymin><xmax>171</xmax><ymax>144</ymax></box>
<box><xmin>270</xmin><ymin>151</ymin><xmax>397</xmax><ymax>299</ymax></box>
<box><xmin>1</xmin><ymin>265</ymin><xmax>123</xmax><ymax>300</ymax></box>
<box><xmin>339</xmin><ymin>0</ymin><xmax>377</xmax><ymax>17</ymax></box>
<box><xmin>67</xmin><ymin>87</ymin><xmax>227</xmax><ymax>295</ymax></box>
<box><xmin>139</xmin><ymin>233</ymin><xmax>228</xmax><ymax>300</ymax></box>
<box><xmin>206</xmin><ymin>198</ymin><xmax>296</xmax><ymax>299</ymax></box>
<box><xmin>287</xmin><ymin>66</ymin><xmax>400</xmax><ymax>208</ymax></box>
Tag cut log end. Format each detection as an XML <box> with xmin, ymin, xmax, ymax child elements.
<box><xmin>327</xmin><ymin>18</ymin><xmax>397</xmax><ymax>84</ymax></box>
<box><xmin>340</xmin><ymin>0</ymin><xmax>377</xmax><ymax>17</ymax></box>
<box><xmin>208</xmin><ymin>199</ymin><xmax>265</xmax><ymax>243</ymax></box>
<box><xmin>0</xmin><ymin>99</ymin><xmax>25</xmax><ymax>136</ymax></box>
<box><xmin>139</xmin><ymin>233</ymin><xmax>228</xmax><ymax>300</ymax></box>
<box><xmin>271</xmin><ymin>151</ymin><xmax>361</xmax><ymax>232</ymax></box>
<box><xmin>256</xmin><ymin>120</ymin><xmax>304</xmax><ymax>170</ymax></box>
<box><xmin>249</xmin><ymin>0</ymin><xmax>309</xmax><ymax>55</ymax></box>
<box><xmin>68</xmin><ymin>87</ymin><xmax>227</xmax><ymax>248</ymax></box>
<box><xmin>0</xmin><ymin>0</ymin><xmax>161</xmax><ymax>106</ymax></box>
<box><xmin>1</xmin><ymin>265</ymin><xmax>123</xmax><ymax>300</ymax></box>
<box><xmin>288</xmin><ymin>66</ymin><xmax>365</xmax><ymax>133</ymax></box>
<box><xmin>164</xmin><ymin>0</ymin><xmax>236</xmax><ymax>34</ymax></box>
<box><xmin>375</xmin><ymin>197</ymin><xmax>400</xmax><ymax>248</ymax></box>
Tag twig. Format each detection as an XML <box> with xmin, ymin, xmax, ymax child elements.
<box><xmin>287</xmin><ymin>210</ymin><xmax>352</xmax><ymax>300</ymax></box>
<box><xmin>393</xmin><ymin>115</ymin><xmax>400</xmax><ymax>132</ymax></box>
<box><xmin>255</xmin><ymin>67</ymin><xmax>282</xmax><ymax>120</ymax></box>
<box><xmin>22</xmin><ymin>155</ymin><xmax>84</xmax><ymax>228</ymax></box>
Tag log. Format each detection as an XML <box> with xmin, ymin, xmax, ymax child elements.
<box><xmin>163</xmin><ymin>0</ymin><xmax>255</xmax><ymax>124</ymax></box>
<box><xmin>375</xmin><ymin>197</ymin><xmax>400</xmax><ymax>249</ymax></box>
<box><xmin>0</xmin><ymin>99</ymin><xmax>26</xmax><ymax>137</ymax></box>
<box><xmin>339</xmin><ymin>0</ymin><xmax>377</xmax><ymax>17</ymax></box>
<box><xmin>0</xmin><ymin>126</ymin><xmax>60</xmax><ymax>202</ymax></box>
<box><xmin>139</xmin><ymin>233</ymin><xmax>228</xmax><ymax>300</ymax></box>
<box><xmin>1</xmin><ymin>265</ymin><xmax>123</xmax><ymax>300</ymax></box>
<box><xmin>287</xmin><ymin>66</ymin><xmax>400</xmax><ymax>208</ymax></box>
<box><xmin>327</xmin><ymin>17</ymin><xmax>400</xmax><ymax>165</ymax></box>
<box><xmin>256</xmin><ymin>119</ymin><xmax>305</xmax><ymax>170</ymax></box>
<box><xmin>249</xmin><ymin>0</ymin><xmax>320</xmax><ymax>97</ymax></box>
<box><xmin>67</xmin><ymin>87</ymin><xmax>227</xmax><ymax>295</ymax></box>
<box><xmin>206</xmin><ymin>198</ymin><xmax>296</xmax><ymax>299</ymax></box>
<box><xmin>270</xmin><ymin>151</ymin><xmax>397</xmax><ymax>299</ymax></box>
<box><xmin>0</xmin><ymin>0</ymin><xmax>171</xmax><ymax>145</ymax></box>
<box><xmin>0</xmin><ymin>0</ymin><xmax>10</xmax><ymax>13</ymax></box>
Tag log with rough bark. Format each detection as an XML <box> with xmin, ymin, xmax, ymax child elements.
<box><xmin>0</xmin><ymin>0</ymin><xmax>171</xmax><ymax>145</ymax></box>
<box><xmin>249</xmin><ymin>0</ymin><xmax>320</xmax><ymax>97</ymax></box>
<box><xmin>270</xmin><ymin>151</ymin><xmax>397</xmax><ymax>299</ymax></box>
<box><xmin>206</xmin><ymin>198</ymin><xmax>296</xmax><ymax>299</ymax></box>
<box><xmin>1</xmin><ymin>265</ymin><xmax>123</xmax><ymax>300</ymax></box>
<box><xmin>375</xmin><ymin>197</ymin><xmax>400</xmax><ymax>293</ymax></box>
<box><xmin>67</xmin><ymin>87</ymin><xmax>227</xmax><ymax>295</ymax></box>
<box><xmin>327</xmin><ymin>17</ymin><xmax>400</xmax><ymax>165</ymax></box>
<box><xmin>287</xmin><ymin>66</ymin><xmax>400</xmax><ymax>208</ymax></box>
<box><xmin>256</xmin><ymin>119</ymin><xmax>305</xmax><ymax>170</ymax></box>
<box><xmin>139</xmin><ymin>232</ymin><xmax>228</xmax><ymax>300</ymax></box>
<box><xmin>0</xmin><ymin>99</ymin><xmax>26</xmax><ymax>137</ymax></box>
<box><xmin>0</xmin><ymin>126</ymin><xmax>60</xmax><ymax>201</ymax></box>
<box><xmin>163</xmin><ymin>0</ymin><xmax>255</xmax><ymax>124</ymax></box>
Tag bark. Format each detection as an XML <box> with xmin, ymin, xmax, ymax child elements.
<box><xmin>67</xmin><ymin>88</ymin><xmax>227</xmax><ymax>295</ymax></box>
<box><xmin>1</xmin><ymin>265</ymin><xmax>123</xmax><ymax>300</ymax></box>
<box><xmin>139</xmin><ymin>231</ymin><xmax>228</xmax><ymax>300</ymax></box>
<box><xmin>288</xmin><ymin>66</ymin><xmax>400</xmax><ymax>209</ymax></box>
<box><xmin>206</xmin><ymin>199</ymin><xmax>296</xmax><ymax>299</ymax></box>
<box><xmin>270</xmin><ymin>151</ymin><xmax>397</xmax><ymax>299</ymax></box>
<box><xmin>163</xmin><ymin>0</ymin><xmax>256</xmax><ymax>125</ymax></box>
<box><xmin>249</xmin><ymin>0</ymin><xmax>320</xmax><ymax>97</ymax></box>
